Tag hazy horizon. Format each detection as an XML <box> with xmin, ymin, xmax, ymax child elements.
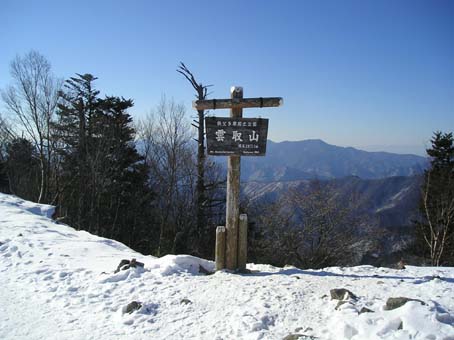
<box><xmin>264</xmin><ymin>138</ymin><xmax>426</xmax><ymax>156</ymax></box>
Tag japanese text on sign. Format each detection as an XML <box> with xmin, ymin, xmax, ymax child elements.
<box><xmin>205</xmin><ymin>117</ymin><xmax>269</xmax><ymax>156</ymax></box>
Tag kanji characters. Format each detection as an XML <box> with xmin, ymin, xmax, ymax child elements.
<box><xmin>216</xmin><ymin>129</ymin><xmax>226</xmax><ymax>142</ymax></box>
<box><xmin>232</xmin><ymin>131</ymin><xmax>243</xmax><ymax>142</ymax></box>
<box><xmin>249</xmin><ymin>130</ymin><xmax>259</xmax><ymax>142</ymax></box>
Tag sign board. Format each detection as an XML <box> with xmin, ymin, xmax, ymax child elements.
<box><xmin>205</xmin><ymin>117</ymin><xmax>269</xmax><ymax>156</ymax></box>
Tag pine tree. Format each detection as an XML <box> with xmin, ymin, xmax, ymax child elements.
<box><xmin>53</xmin><ymin>74</ymin><xmax>100</xmax><ymax>231</ymax></box>
<box><xmin>0</xmin><ymin>160</ymin><xmax>8</xmax><ymax>193</ymax></box>
<box><xmin>54</xmin><ymin>74</ymin><xmax>156</xmax><ymax>253</ymax></box>
<box><xmin>95</xmin><ymin>96</ymin><xmax>155</xmax><ymax>251</ymax></box>
<box><xmin>416</xmin><ymin>131</ymin><xmax>454</xmax><ymax>265</ymax></box>
<box><xmin>427</xmin><ymin>132</ymin><xmax>454</xmax><ymax>169</ymax></box>
<box><xmin>5</xmin><ymin>138</ymin><xmax>41</xmax><ymax>201</ymax></box>
<box><xmin>0</xmin><ymin>136</ymin><xmax>9</xmax><ymax>193</ymax></box>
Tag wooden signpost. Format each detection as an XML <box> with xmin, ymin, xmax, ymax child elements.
<box><xmin>194</xmin><ymin>86</ymin><xmax>282</xmax><ymax>271</ymax></box>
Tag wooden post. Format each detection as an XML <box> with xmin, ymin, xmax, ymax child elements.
<box><xmin>225</xmin><ymin>86</ymin><xmax>243</xmax><ymax>270</ymax></box>
<box><xmin>194</xmin><ymin>86</ymin><xmax>282</xmax><ymax>272</ymax></box>
<box><xmin>238</xmin><ymin>214</ymin><xmax>248</xmax><ymax>271</ymax></box>
<box><xmin>215</xmin><ymin>226</ymin><xmax>226</xmax><ymax>270</ymax></box>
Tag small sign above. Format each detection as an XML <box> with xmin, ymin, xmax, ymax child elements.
<box><xmin>205</xmin><ymin>117</ymin><xmax>269</xmax><ymax>156</ymax></box>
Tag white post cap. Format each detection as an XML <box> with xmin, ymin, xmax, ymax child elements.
<box><xmin>230</xmin><ymin>86</ymin><xmax>243</xmax><ymax>95</ymax></box>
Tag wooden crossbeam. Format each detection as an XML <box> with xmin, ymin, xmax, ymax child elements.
<box><xmin>193</xmin><ymin>97</ymin><xmax>283</xmax><ymax>110</ymax></box>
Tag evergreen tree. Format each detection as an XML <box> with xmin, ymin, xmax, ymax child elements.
<box><xmin>427</xmin><ymin>132</ymin><xmax>454</xmax><ymax>169</ymax></box>
<box><xmin>54</xmin><ymin>74</ymin><xmax>156</xmax><ymax>253</ymax></box>
<box><xmin>416</xmin><ymin>131</ymin><xmax>454</xmax><ymax>265</ymax></box>
<box><xmin>5</xmin><ymin>138</ymin><xmax>41</xmax><ymax>201</ymax></box>
<box><xmin>0</xmin><ymin>159</ymin><xmax>8</xmax><ymax>193</ymax></box>
<box><xmin>53</xmin><ymin>74</ymin><xmax>100</xmax><ymax>231</ymax></box>
<box><xmin>0</xmin><ymin>145</ymin><xmax>9</xmax><ymax>194</ymax></box>
<box><xmin>95</xmin><ymin>96</ymin><xmax>155</xmax><ymax>251</ymax></box>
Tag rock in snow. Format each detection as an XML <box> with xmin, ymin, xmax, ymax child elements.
<box><xmin>115</xmin><ymin>258</ymin><xmax>145</xmax><ymax>273</ymax></box>
<box><xmin>282</xmin><ymin>334</ymin><xmax>317</xmax><ymax>340</ymax></box>
<box><xmin>0</xmin><ymin>192</ymin><xmax>453</xmax><ymax>340</ymax></box>
<box><xmin>330</xmin><ymin>288</ymin><xmax>358</xmax><ymax>301</ymax></box>
<box><xmin>384</xmin><ymin>297</ymin><xmax>426</xmax><ymax>311</ymax></box>
<box><xmin>124</xmin><ymin>301</ymin><xmax>142</xmax><ymax>314</ymax></box>
<box><xmin>180</xmin><ymin>298</ymin><xmax>192</xmax><ymax>305</ymax></box>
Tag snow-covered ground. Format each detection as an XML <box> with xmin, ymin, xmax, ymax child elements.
<box><xmin>0</xmin><ymin>193</ymin><xmax>453</xmax><ymax>340</ymax></box>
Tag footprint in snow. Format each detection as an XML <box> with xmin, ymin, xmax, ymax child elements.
<box><xmin>123</xmin><ymin>319</ymin><xmax>134</xmax><ymax>325</ymax></box>
<box><xmin>43</xmin><ymin>274</ymin><xmax>54</xmax><ymax>281</ymax></box>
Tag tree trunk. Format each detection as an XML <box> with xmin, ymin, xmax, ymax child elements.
<box><xmin>196</xmin><ymin>105</ymin><xmax>206</xmax><ymax>252</ymax></box>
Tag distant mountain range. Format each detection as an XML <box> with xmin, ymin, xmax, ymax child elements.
<box><xmin>238</xmin><ymin>139</ymin><xmax>427</xmax><ymax>182</ymax></box>
<box><xmin>229</xmin><ymin>139</ymin><xmax>427</xmax><ymax>231</ymax></box>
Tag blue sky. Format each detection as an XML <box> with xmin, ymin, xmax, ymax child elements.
<box><xmin>1</xmin><ymin>0</ymin><xmax>453</xmax><ymax>155</ymax></box>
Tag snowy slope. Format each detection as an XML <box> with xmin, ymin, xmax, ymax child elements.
<box><xmin>0</xmin><ymin>193</ymin><xmax>453</xmax><ymax>340</ymax></box>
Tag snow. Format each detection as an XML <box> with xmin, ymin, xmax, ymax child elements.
<box><xmin>375</xmin><ymin>185</ymin><xmax>413</xmax><ymax>213</ymax></box>
<box><xmin>0</xmin><ymin>193</ymin><xmax>453</xmax><ymax>340</ymax></box>
<box><xmin>231</xmin><ymin>86</ymin><xmax>243</xmax><ymax>94</ymax></box>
